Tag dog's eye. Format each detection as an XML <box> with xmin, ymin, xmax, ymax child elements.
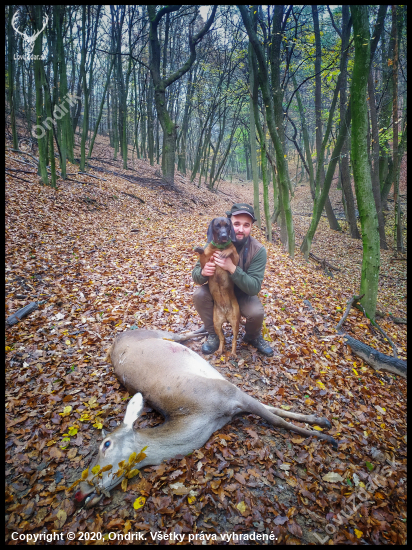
<box><xmin>104</xmin><ymin>440</ymin><xmax>111</xmax><ymax>449</ymax></box>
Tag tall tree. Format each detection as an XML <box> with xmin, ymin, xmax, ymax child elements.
<box><xmin>333</xmin><ymin>5</ymin><xmax>360</xmax><ymax>240</ymax></box>
<box><xmin>239</xmin><ymin>5</ymin><xmax>295</xmax><ymax>257</ymax></box>
<box><xmin>147</xmin><ymin>5</ymin><xmax>217</xmax><ymax>184</ymax></box>
<box><xmin>32</xmin><ymin>6</ymin><xmax>48</xmax><ymax>184</ymax></box>
<box><xmin>350</xmin><ymin>5</ymin><xmax>380</xmax><ymax>320</ymax></box>
<box><xmin>391</xmin><ymin>5</ymin><xmax>404</xmax><ymax>254</ymax></box>
<box><xmin>311</xmin><ymin>5</ymin><xmax>340</xmax><ymax>231</ymax></box>
<box><xmin>248</xmin><ymin>42</ymin><xmax>261</xmax><ymax>229</ymax></box>
<box><xmin>7</xmin><ymin>7</ymin><xmax>18</xmax><ymax>149</ymax></box>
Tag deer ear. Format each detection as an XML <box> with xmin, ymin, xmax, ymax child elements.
<box><xmin>123</xmin><ymin>393</ymin><xmax>144</xmax><ymax>428</ymax></box>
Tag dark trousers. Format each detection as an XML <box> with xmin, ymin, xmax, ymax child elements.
<box><xmin>193</xmin><ymin>284</ymin><xmax>264</xmax><ymax>340</ymax></box>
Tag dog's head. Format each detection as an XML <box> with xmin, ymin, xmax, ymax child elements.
<box><xmin>207</xmin><ymin>217</ymin><xmax>236</xmax><ymax>244</ymax></box>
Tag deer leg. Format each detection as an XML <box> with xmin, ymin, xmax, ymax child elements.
<box><xmin>262</xmin><ymin>404</ymin><xmax>331</xmax><ymax>430</ymax></box>
<box><xmin>240</xmin><ymin>394</ymin><xmax>338</xmax><ymax>448</ymax></box>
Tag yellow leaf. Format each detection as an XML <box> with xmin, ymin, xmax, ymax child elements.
<box><xmin>126</xmin><ymin>468</ymin><xmax>140</xmax><ymax>479</ymax></box>
<box><xmin>290</xmin><ymin>286</ymin><xmax>294</xmax><ymax>291</ymax></box>
<box><xmin>313</xmin><ymin>349</ymin><xmax>317</xmax><ymax>354</ymax></box>
<box><xmin>128</xmin><ymin>452</ymin><xmax>137</xmax><ymax>464</ymax></box>
<box><xmin>5</xmin><ymin>346</ymin><xmax>11</xmax><ymax>351</ymax></box>
<box><xmin>236</xmin><ymin>501</ymin><xmax>247</xmax><ymax>513</ymax></box>
<box><xmin>353</xmin><ymin>368</ymin><xmax>359</xmax><ymax>376</ymax></box>
<box><xmin>359</xmin><ymin>482</ymin><xmax>365</xmax><ymax>488</ymax></box>
<box><xmin>124</xmin><ymin>519</ymin><xmax>132</xmax><ymax>534</ymax></box>
<box><xmin>284</xmin><ymin>154</ymin><xmax>287</xmax><ymax>158</ymax></box>
<box><xmin>46</xmin><ymin>439</ymin><xmax>57</xmax><ymax>446</ymax></box>
<box><xmin>133</xmin><ymin>496</ymin><xmax>146</xmax><ymax>510</ymax></box>
<box><xmin>81</xmin><ymin>468</ymin><xmax>90</xmax><ymax>480</ymax></box>
<box><xmin>354</xmin><ymin>529</ymin><xmax>363</xmax><ymax>539</ymax></box>
<box><xmin>188</xmin><ymin>495</ymin><xmax>196</xmax><ymax>504</ymax></box>
<box><xmin>313</xmin><ymin>425</ymin><xmax>323</xmax><ymax>431</ymax></box>
<box><xmin>220</xmin><ymin>356</ymin><xmax>225</xmax><ymax>362</ymax></box>
<box><xmin>281</xmin><ymin>405</ymin><xmax>291</xmax><ymax>410</ymax></box>
<box><xmin>380</xmin><ymin>423</ymin><xmax>385</xmax><ymax>428</ymax></box>
<box><xmin>101</xmin><ymin>464</ymin><xmax>113</xmax><ymax>473</ymax></box>
<box><xmin>91</xmin><ymin>465</ymin><xmax>100</xmax><ymax>475</ymax></box>
<box><xmin>121</xmin><ymin>478</ymin><xmax>128</xmax><ymax>491</ymax></box>
<box><xmin>68</xmin><ymin>427</ymin><xmax>78</xmax><ymax>436</ymax></box>
<box><xmin>63</xmin><ymin>406</ymin><xmax>72</xmax><ymax>415</ymax></box>
<box><xmin>93</xmin><ymin>421</ymin><xmax>103</xmax><ymax>429</ymax></box>
<box><xmin>331</xmin><ymin>345</ymin><xmax>337</xmax><ymax>352</ymax></box>
<box><xmin>316</xmin><ymin>380</ymin><xmax>326</xmax><ymax>390</ymax></box>
<box><xmin>65</xmin><ymin>339</ymin><xmax>71</xmax><ymax>345</ymax></box>
<box><xmin>336</xmin><ymin>306</ymin><xmax>341</xmax><ymax>310</ymax></box>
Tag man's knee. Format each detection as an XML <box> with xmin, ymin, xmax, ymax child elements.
<box><xmin>193</xmin><ymin>285</ymin><xmax>213</xmax><ymax>310</ymax></box>
<box><xmin>240</xmin><ymin>296</ymin><xmax>264</xmax><ymax>323</ymax></box>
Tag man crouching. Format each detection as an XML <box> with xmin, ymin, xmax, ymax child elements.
<box><xmin>192</xmin><ymin>203</ymin><xmax>273</xmax><ymax>356</ymax></box>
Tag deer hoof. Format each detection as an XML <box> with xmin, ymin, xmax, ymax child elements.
<box><xmin>322</xmin><ymin>418</ymin><xmax>332</xmax><ymax>430</ymax></box>
<box><xmin>329</xmin><ymin>436</ymin><xmax>338</xmax><ymax>450</ymax></box>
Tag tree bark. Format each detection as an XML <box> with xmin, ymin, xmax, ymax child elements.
<box><xmin>368</xmin><ymin>73</ymin><xmax>387</xmax><ymax>248</ymax></box>
<box><xmin>248</xmin><ymin>42</ymin><xmax>261</xmax><ymax>228</ymax></box>
<box><xmin>32</xmin><ymin>6</ymin><xmax>48</xmax><ymax>184</ymax></box>
<box><xmin>312</xmin><ymin>5</ymin><xmax>341</xmax><ymax>231</ymax></box>
<box><xmin>239</xmin><ymin>5</ymin><xmax>295</xmax><ymax>257</ymax></box>
<box><xmin>391</xmin><ymin>5</ymin><xmax>404</xmax><ymax>254</ymax></box>
<box><xmin>7</xmin><ymin>7</ymin><xmax>18</xmax><ymax>150</ymax></box>
<box><xmin>350</xmin><ymin>5</ymin><xmax>380</xmax><ymax>321</ymax></box>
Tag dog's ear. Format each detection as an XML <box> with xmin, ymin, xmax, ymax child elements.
<box><xmin>229</xmin><ymin>219</ymin><xmax>236</xmax><ymax>241</ymax></box>
<box><xmin>207</xmin><ymin>219</ymin><xmax>215</xmax><ymax>243</ymax></box>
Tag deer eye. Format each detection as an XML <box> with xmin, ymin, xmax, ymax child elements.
<box><xmin>104</xmin><ymin>441</ymin><xmax>111</xmax><ymax>449</ymax></box>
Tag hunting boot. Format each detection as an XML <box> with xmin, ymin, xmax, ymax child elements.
<box><xmin>202</xmin><ymin>333</ymin><xmax>220</xmax><ymax>354</ymax></box>
<box><xmin>243</xmin><ymin>333</ymin><xmax>274</xmax><ymax>356</ymax></box>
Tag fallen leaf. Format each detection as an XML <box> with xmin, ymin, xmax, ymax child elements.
<box><xmin>322</xmin><ymin>472</ymin><xmax>344</xmax><ymax>483</ymax></box>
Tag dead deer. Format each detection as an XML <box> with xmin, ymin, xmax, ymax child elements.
<box><xmin>74</xmin><ymin>329</ymin><xmax>337</xmax><ymax>508</ymax></box>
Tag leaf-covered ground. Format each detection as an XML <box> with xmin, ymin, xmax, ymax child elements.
<box><xmin>5</xmin><ymin>140</ymin><xmax>407</xmax><ymax>545</ymax></box>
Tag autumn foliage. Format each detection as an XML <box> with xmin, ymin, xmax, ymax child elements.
<box><xmin>5</xmin><ymin>141</ymin><xmax>406</xmax><ymax>544</ymax></box>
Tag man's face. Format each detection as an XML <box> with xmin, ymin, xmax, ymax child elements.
<box><xmin>232</xmin><ymin>214</ymin><xmax>253</xmax><ymax>241</ymax></box>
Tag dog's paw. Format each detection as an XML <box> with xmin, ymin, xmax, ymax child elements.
<box><xmin>219</xmin><ymin>249</ymin><xmax>232</xmax><ymax>259</ymax></box>
<box><xmin>194</xmin><ymin>246</ymin><xmax>204</xmax><ymax>255</ymax></box>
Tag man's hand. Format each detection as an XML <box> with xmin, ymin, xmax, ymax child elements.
<box><xmin>201</xmin><ymin>258</ymin><xmax>216</xmax><ymax>277</ymax></box>
<box><xmin>213</xmin><ymin>251</ymin><xmax>236</xmax><ymax>274</ymax></box>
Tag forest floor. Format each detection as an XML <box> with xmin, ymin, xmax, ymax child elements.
<box><xmin>5</xmin><ymin>133</ymin><xmax>407</xmax><ymax>545</ymax></box>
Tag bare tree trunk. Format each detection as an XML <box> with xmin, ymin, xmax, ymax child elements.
<box><xmin>391</xmin><ymin>5</ymin><xmax>404</xmax><ymax>254</ymax></box>
<box><xmin>312</xmin><ymin>5</ymin><xmax>341</xmax><ymax>231</ymax></box>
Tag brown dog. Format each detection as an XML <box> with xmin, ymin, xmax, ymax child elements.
<box><xmin>194</xmin><ymin>217</ymin><xmax>240</xmax><ymax>355</ymax></box>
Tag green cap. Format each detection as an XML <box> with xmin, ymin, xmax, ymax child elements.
<box><xmin>226</xmin><ymin>203</ymin><xmax>256</xmax><ymax>222</ymax></box>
